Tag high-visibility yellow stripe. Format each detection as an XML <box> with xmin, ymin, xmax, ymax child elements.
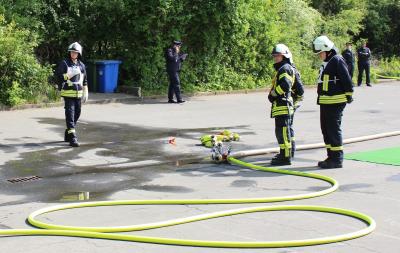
<box><xmin>276</xmin><ymin>85</ymin><xmax>284</xmax><ymax>95</ymax></box>
<box><xmin>61</xmin><ymin>90</ymin><xmax>83</xmax><ymax>98</ymax></box>
<box><xmin>318</xmin><ymin>94</ymin><xmax>347</xmax><ymax>104</ymax></box>
<box><xmin>279</xmin><ymin>73</ymin><xmax>294</xmax><ymax>83</ymax></box>
<box><xmin>320</xmin><ymin>94</ymin><xmax>347</xmax><ymax>99</ymax></box>
<box><xmin>67</xmin><ymin>129</ymin><xmax>76</xmax><ymax>134</ymax></box>
<box><xmin>282</xmin><ymin>127</ymin><xmax>291</xmax><ymax>158</ymax></box>
<box><xmin>322</xmin><ymin>75</ymin><xmax>329</xmax><ymax>92</ymax></box>
<box><xmin>272</xmin><ymin>106</ymin><xmax>289</xmax><ymax>111</ymax></box>
<box><xmin>319</xmin><ymin>99</ymin><xmax>347</xmax><ymax>104</ymax></box>
<box><xmin>330</xmin><ymin>146</ymin><xmax>343</xmax><ymax>151</ymax></box>
<box><xmin>345</xmin><ymin>92</ymin><xmax>353</xmax><ymax>96</ymax></box>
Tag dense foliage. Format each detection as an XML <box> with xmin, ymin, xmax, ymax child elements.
<box><xmin>0</xmin><ymin>0</ymin><xmax>399</xmax><ymax>106</ymax></box>
<box><xmin>0</xmin><ymin>15</ymin><xmax>53</xmax><ymax>106</ymax></box>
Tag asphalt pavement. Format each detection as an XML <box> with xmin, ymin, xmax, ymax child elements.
<box><xmin>0</xmin><ymin>82</ymin><xmax>399</xmax><ymax>253</ymax></box>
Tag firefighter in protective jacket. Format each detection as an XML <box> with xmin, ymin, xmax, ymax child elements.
<box><xmin>55</xmin><ymin>42</ymin><xmax>88</xmax><ymax>147</ymax></box>
<box><xmin>268</xmin><ymin>44</ymin><xmax>297</xmax><ymax>166</ymax></box>
<box><xmin>313</xmin><ymin>36</ymin><xmax>353</xmax><ymax>168</ymax></box>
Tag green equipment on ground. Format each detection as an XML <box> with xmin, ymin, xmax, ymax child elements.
<box><xmin>200</xmin><ymin>130</ymin><xmax>240</xmax><ymax>148</ymax></box>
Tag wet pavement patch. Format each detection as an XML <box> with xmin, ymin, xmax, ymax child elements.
<box><xmin>0</xmin><ymin>118</ymin><xmax>253</xmax><ymax>204</ymax></box>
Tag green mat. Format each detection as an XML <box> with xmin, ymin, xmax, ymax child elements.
<box><xmin>345</xmin><ymin>147</ymin><xmax>400</xmax><ymax>166</ymax></box>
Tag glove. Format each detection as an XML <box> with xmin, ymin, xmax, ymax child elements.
<box><xmin>82</xmin><ymin>86</ymin><xmax>89</xmax><ymax>103</ymax></box>
<box><xmin>346</xmin><ymin>95</ymin><xmax>353</xmax><ymax>104</ymax></box>
<box><xmin>294</xmin><ymin>101</ymin><xmax>301</xmax><ymax>111</ymax></box>
<box><xmin>66</xmin><ymin>67</ymin><xmax>81</xmax><ymax>79</ymax></box>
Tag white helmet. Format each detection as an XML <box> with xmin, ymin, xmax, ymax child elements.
<box><xmin>271</xmin><ymin>44</ymin><xmax>293</xmax><ymax>63</ymax></box>
<box><xmin>313</xmin><ymin>36</ymin><xmax>334</xmax><ymax>53</ymax></box>
<box><xmin>68</xmin><ymin>42</ymin><xmax>83</xmax><ymax>56</ymax></box>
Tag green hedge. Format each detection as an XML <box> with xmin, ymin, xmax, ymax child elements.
<box><xmin>373</xmin><ymin>57</ymin><xmax>400</xmax><ymax>78</ymax></box>
<box><xmin>0</xmin><ymin>15</ymin><xmax>54</xmax><ymax>106</ymax></box>
<box><xmin>2</xmin><ymin>0</ymin><xmax>397</xmax><ymax>106</ymax></box>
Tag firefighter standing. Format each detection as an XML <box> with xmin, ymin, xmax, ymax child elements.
<box><xmin>289</xmin><ymin>62</ymin><xmax>305</xmax><ymax>158</ymax></box>
<box><xmin>342</xmin><ymin>42</ymin><xmax>355</xmax><ymax>79</ymax></box>
<box><xmin>357</xmin><ymin>41</ymin><xmax>372</xmax><ymax>87</ymax></box>
<box><xmin>268</xmin><ymin>44</ymin><xmax>299</xmax><ymax>166</ymax></box>
<box><xmin>313</xmin><ymin>36</ymin><xmax>353</xmax><ymax>168</ymax></box>
<box><xmin>165</xmin><ymin>40</ymin><xmax>188</xmax><ymax>103</ymax></box>
<box><xmin>56</xmin><ymin>42</ymin><xmax>88</xmax><ymax>147</ymax></box>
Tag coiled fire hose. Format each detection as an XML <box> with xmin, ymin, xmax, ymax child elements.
<box><xmin>2</xmin><ymin>131</ymin><xmax>400</xmax><ymax>248</ymax></box>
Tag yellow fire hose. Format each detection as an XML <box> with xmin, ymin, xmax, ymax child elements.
<box><xmin>0</xmin><ymin>155</ymin><xmax>378</xmax><ymax>248</ymax></box>
<box><xmin>372</xmin><ymin>70</ymin><xmax>400</xmax><ymax>80</ymax></box>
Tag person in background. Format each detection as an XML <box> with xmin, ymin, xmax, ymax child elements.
<box><xmin>357</xmin><ymin>41</ymin><xmax>372</xmax><ymax>87</ymax></box>
<box><xmin>342</xmin><ymin>42</ymin><xmax>355</xmax><ymax>79</ymax></box>
<box><xmin>165</xmin><ymin>40</ymin><xmax>188</xmax><ymax>103</ymax></box>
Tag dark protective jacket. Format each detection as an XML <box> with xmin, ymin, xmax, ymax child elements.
<box><xmin>165</xmin><ymin>47</ymin><xmax>185</xmax><ymax>73</ymax></box>
<box><xmin>357</xmin><ymin>46</ymin><xmax>371</xmax><ymax>63</ymax></box>
<box><xmin>268</xmin><ymin>59</ymin><xmax>295</xmax><ymax>118</ymax></box>
<box><xmin>342</xmin><ymin>48</ymin><xmax>355</xmax><ymax>66</ymax></box>
<box><xmin>56</xmin><ymin>58</ymin><xmax>87</xmax><ymax>98</ymax></box>
<box><xmin>290</xmin><ymin>64</ymin><xmax>304</xmax><ymax>105</ymax></box>
<box><xmin>317</xmin><ymin>50</ymin><xmax>353</xmax><ymax>105</ymax></box>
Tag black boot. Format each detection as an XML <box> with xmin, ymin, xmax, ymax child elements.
<box><xmin>70</xmin><ymin>137</ymin><xmax>80</xmax><ymax>147</ymax></box>
<box><xmin>317</xmin><ymin>158</ymin><xmax>330</xmax><ymax>167</ymax></box>
<box><xmin>68</xmin><ymin>132</ymin><xmax>80</xmax><ymax>147</ymax></box>
<box><xmin>270</xmin><ymin>154</ymin><xmax>291</xmax><ymax>166</ymax></box>
<box><xmin>64</xmin><ymin>129</ymin><xmax>70</xmax><ymax>142</ymax></box>
<box><xmin>318</xmin><ymin>159</ymin><xmax>342</xmax><ymax>169</ymax></box>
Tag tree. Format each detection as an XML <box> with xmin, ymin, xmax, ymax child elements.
<box><xmin>358</xmin><ymin>0</ymin><xmax>400</xmax><ymax>56</ymax></box>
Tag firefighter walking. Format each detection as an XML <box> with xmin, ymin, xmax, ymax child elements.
<box><xmin>313</xmin><ymin>36</ymin><xmax>353</xmax><ymax>168</ymax></box>
<box><xmin>56</xmin><ymin>42</ymin><xmax>89</xmax><ymax>147</ymax></box>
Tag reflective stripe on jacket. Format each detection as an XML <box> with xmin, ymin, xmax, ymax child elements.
<box><xmin>317</xmin><ymin>54</ymin><xmax>353</xmax><ymax>105</ymax></box>
<box><xmin>56</xmin><ymin>59</ymin><xmax>87</xmax><ymax>98</ymax></box>
<box><xmin>270</xmin><ymin>61</ymin><xmax>295</xmax><ymax>118</ymax></box>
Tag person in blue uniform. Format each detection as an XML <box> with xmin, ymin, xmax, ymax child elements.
<box><xmin>342</xmin><ymin>42</ymin><xmax>355</xmax><ymax>79</ymax></box>
<box><xmin>357</xmin><ymin>41</ymin><xmax>372</xmax><ymax>87</ymax></box>
<box><xmin>165</xmin><ymin>40</ymin><xmax>188</xmax><ymax>103</ymax></box>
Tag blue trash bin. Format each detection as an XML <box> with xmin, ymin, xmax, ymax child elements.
<box><xmin>96</xmin><ymin>60</ymin><xmax>122</xmax><ymax>93</ymax></box>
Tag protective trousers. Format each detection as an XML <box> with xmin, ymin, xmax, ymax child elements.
<box><xmin>357</xmin><ymin>62</ymin><xmax>370</xmax><ymax>86</ymax></box>
<box><xmin>168</xmin><ymin>71</ymin><xmax>182</xmax><ymax>102</ymax></box>
<box><xmin>64</xmin><ymin>97</ymin><xmax>81</xmax><ymax>135</ymax></box>
<box><xmin>320</xmin><ymin>104</ymin><xmax>346</xmax><ymax>162</ymax></box>
<box><xmin>275</xmin><ymin>116</ymin><xmax>292</xmax><ymax>159</ymax></box>
<box><xmin>289</xmin><ymin>114</ymin><xmax>295</xmax><ymax>157</ymax></box>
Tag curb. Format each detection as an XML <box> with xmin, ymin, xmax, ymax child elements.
<box><xmin>0</xmin><ymin>96</ymin><xmax>142</xmax><ymax>111</ymax></box>
<box><xmin>1</xmin><ymin>80</ymin><xmax>397</xmax><ymax>111</ymax></box>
